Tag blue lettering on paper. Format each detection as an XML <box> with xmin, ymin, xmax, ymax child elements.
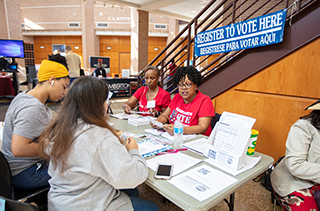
<box><xmin>194</xmin><ymin>9</ymin><xmax>287</xmax><ymax>57</ymax></box>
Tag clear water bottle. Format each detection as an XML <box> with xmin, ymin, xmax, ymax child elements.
<box><xmin>174</xmin><ymin>120</ymin><xmax>183</xmax><ymax>148</ymax></box>
<box><xmin>93</xmin><ymin>72</ymin><xmax>96</xmax><ymax>77</ymax></box>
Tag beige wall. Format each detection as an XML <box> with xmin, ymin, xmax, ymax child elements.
<box><xmin>19</xmin><ymin>0</ymin><xmax>170</xmax><ymax>33</ymax></box>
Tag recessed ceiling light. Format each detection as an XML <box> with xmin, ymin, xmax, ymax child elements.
<box><xmin>154</xmin><ymin>47</ymin><xmax>159</xmax><ymax>51</ymax></box>
<box><xmin>107</xmin><ymin>46</ymin><xmax>112</xmax><ymax>49</ymax></box>
<box><xmin>191</xmin><ymin>11</ymin><xmax>196</xmax><ymax>13</ymax></box>
<box><xmin>40</xmin><ymin>46</ymin><xmax>44</xmax><ymax>49</ymax></box>
<box><xmin>74</xmin><ymin>46</ymin><xmax>79</xmax><ymax>49</ymax></box>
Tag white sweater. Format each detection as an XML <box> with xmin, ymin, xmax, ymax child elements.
<box><xmin>48</xmin><ymin>122</ymin><xmax>148</xmax><ymax>211</ymax></box>
<box><xmin>271</xmin><ymin>119</ymin><xmax>320</xmax><ymax>197</ymax></box>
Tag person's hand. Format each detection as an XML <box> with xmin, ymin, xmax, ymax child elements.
<box><xmin>149</xmin><ymin>108</ymin><xmax>159</xmax><ymax>117</ymax></box>
<box><xmin>150</xmin><ymin>121</ymin><xmax>161</xmax><ymax>129</ymax></box>
<box><xmin>163</xmin><ymin>124</ymin><xmax>174</xmax><ymax>136</ymax></box>
<box><xmin>126</xmin><ymin>137</ymin><xmax>138</xmax><ymax>151</ymax></box>
<box><xmin>123</xmin><ymin>104</ymin><xmax>132</xmax><ymax>114</ymax></box>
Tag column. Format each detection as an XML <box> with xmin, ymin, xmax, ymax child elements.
<box><xmin>0</xmin><ymin>0</ymin><xmax>22</xmax><ymax>40</ymax></box>
<box><xmin>81</xmin><ymin>0</ymin><xmax>99</xmax><ymax>68</ymax></box>
<box><xmin>131</xmin><ymin>9</ymin><xmax>149</xmax><ymax>74</ymax></box>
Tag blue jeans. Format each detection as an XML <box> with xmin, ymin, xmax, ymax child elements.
<box><xmin>121</xmin><ymin>188</ymin><xmax>159</xmax><ymax>211</ymax></box>
<box><xmin>12</xmin><ymin>161</ymin><xmax>51</xmax><ymax>190</ymax></box>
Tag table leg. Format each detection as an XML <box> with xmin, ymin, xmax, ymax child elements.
<box><xmin>223</xmin><ymin>192</ymin><xmax>235</xmax><ymax>211</ymax></box>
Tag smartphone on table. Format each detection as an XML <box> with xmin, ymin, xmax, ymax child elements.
<box><xmin>154</xmin><ymin>163</ymin><xmax>173</xmax><ymax>180</ymax></box>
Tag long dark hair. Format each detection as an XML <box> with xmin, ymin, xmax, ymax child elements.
<box><xmin>301</xmin><ymin>110</ymin><xmax>320</xmax><ymax>129</ymax></box>
<box><xmin>39</xmin><ymin>76</ymin><xmax>120</xmax><ymax>172</ymax></box>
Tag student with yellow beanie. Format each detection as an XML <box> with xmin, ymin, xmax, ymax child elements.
<box><xmin>1</xmin><ymin>54</ymin><xmax>70</xmax><ymax>190</ymax></box>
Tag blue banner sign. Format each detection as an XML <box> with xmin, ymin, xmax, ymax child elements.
<box><xmin>194</xmin><ymin>9</ymin><xmax>287</xmax><ymax>57</ymax></box>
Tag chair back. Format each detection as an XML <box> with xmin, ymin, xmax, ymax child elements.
<box><xmin>0</xmin><ymin>196</ymin><xmax>39</xmax><ymax>211</ymax></box>
<box><xmin>211</xmin><ymin>113</ymin><xmax>221</xmax><ymax>130</ymax></box>
<box><xmin>0</xmin><ymin>151</ymin><xmax>13</xmax><ymax>199</ymax></box>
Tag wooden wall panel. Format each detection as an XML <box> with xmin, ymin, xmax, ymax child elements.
<box><xmin>33</xmin><ymin>36</ymin><xmax>82</xmax><ymax>66</ymax></box>
<box><xmin>212</xmin><ymin>37</ymin><xmax>320</xmax><ymax>161</ymax></box>
<box><xmin>148</xmin><ymin>37</ymin><xmax>167</xmax><ymax>65</ymax></box>
<box><xmin>100</xmin><ymin>36</ymin><xmax>126</xmax><ymax>74</ymax></box>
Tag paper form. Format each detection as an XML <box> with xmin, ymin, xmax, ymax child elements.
<box><xmin>147</xmin><ymin>152</ymin><xmax>202</xmax><ymax>176</ymax></box>
<box><xmin>183</xmin><ymin>137</ymin><xmax>208</xmax><ymax>155</ymax></box>
<box><xmin>110</xmin><ymin>112</ymin><xmax>140</xmax><ymax>120</ymax></box>
<box><xmin>213</xmin><ymin>120</ymin><xmax>242</xmax><ymax>152</ymax></box>
<box><xmin>168</xmin><ymin>164</ymin><xmax>238</xmax><ymax>202</ymax></box>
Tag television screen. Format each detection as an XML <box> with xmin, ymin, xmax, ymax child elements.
<box><xmin>0</xmin><ymin>39</ymin><xmax>25</xmax><ymax>58</ymax></box>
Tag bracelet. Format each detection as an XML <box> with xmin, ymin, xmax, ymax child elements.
<box><xmin>122</xmin><ymin>104</ymin><xmax>128</xmax><ymax>109</ymax></box>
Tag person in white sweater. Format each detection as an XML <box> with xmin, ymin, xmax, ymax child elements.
<box><xmin>39</xmin><ymin>76</ymin><xmax>159</xmax><ymax>211</ymax></box>
<box><xmin>271</xmin><ymin>100</ymin><xmax>320</xmax><ymax>211</ymax></box>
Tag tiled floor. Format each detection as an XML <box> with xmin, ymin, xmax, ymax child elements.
<box><xmin>0</xmin><ymin>97</ymin><xmax>282</xmax><ymax>211</ymax></box>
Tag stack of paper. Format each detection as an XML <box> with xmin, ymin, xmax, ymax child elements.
<box><xmin>110</xmin><ymin>112</ymin><xmax>140</xmax><ymax>120</ymax></box>
<box><xmin>128</xmin><ymin>117</ymin><xmax>150</xmax><ymax>126</ymax></box>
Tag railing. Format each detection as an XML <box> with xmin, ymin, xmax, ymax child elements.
<box><xmin>137</xmin><ymin>0</ymin><xmax>317</xmax><ymax>94</ymax></box>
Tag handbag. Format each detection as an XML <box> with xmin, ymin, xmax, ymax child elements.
<box><xmin>255</xmin><ymin>156</ymin><xmax>284</xmax><ymax>192</ymax></box>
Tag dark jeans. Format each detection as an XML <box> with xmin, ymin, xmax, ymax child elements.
<box><xmin>121</xmin><ymin>188</ymin><xmax>159</xmax><ymax>211</ymax></box>
<box><xmin>12</xmin><ymin>161</ymin><xmax>50</xmax><ymax>190</ymax></box>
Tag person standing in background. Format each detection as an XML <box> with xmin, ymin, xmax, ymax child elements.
<box><xmin>65</xmin><ymin>46</ymin><xmax>81</xmax><ymax>84</ymax></box>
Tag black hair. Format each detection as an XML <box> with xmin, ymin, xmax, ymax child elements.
<box><xmin>145</xmin><ymin>66</ymin><xmax>160</xmax><ymax>77</ymax></box>
<box><xmin>65</xmin><ymin>45</ymin><xmax>72</xmax><ymax>51</ymax></box>
<box><xmin>301</xmin><ymin>110</ymin><xmax>320</xmax><ymax>129</ymax></box>
<box><xmin>172</xmin><ymin>66</ymin><xmax>202</xmax><ymax>87</ymax></box>
<box><xmin>48</xmin><ymin>54</ymin><xmax>69</xmax><ymax>71</ymax></box>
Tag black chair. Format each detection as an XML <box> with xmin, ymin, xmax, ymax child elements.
<box><xmin>0</xmin><ymin>151</ymin><xmax>49</xmax><ymax>202</ymax></box>
<box><xmin>0</xmin><ymin>196</ymin><xmax>39</xmax><ymax>211</ymax></box>
<box><xmin>211</xmin><ymin>113</ymin><xmax>221</xmax><ymax>130</ymax></box>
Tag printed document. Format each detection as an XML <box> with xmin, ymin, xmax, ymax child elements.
<box><xmin>183</xmin><ymin>137</ymin><xmax>208</xmax><ymax>155</ymax></box>
<box><xmin>147</xmin><ymin>152</ymin><xmax>202</xmax><ymax>176</ymax></box>
<box><xmin>168</xmin><ymin>164</ymin><xmax>238</xmax><ymax>202</ymax></box>
<box><xmin>205</xmin><ymin>112</ymin><xmax>256</xmax><ymax>170</ymax></box>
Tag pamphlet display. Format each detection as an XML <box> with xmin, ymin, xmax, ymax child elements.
<box><xmin>205</xmin><ymin>112</ymin><xmax>256</xmax><ymax>171</ymax></box>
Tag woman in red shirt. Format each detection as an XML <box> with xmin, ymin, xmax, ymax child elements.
<box><xmin>123</xmin><ymin>66</ymin><xmax>171</xmax><ymax>117</ymax></box>
<box><xmin>151</xmin><ymin>66</ymin><xmax>215</xmax><ymax>136</ymax></box>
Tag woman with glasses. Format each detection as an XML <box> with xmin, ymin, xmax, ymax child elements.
<box><xmin>151</xmin><ymin>66</ymin><xmax>215</xmax><ymax>136</ymax></box>
<box><xmin>123</xmin><ymin>66</ymin><xmax>171</xmax><ymax>117</ymax></box>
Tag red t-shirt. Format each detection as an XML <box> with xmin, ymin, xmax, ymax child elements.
<box><xmin>133</xmin><ymin>86</ymin><xmax>171</xmax><ymax>116</ymax></box>
<box><xmin>168</xmin><ymin>64</ymin><xmax>177</xmax><ymax>76</ymax></box>
<box><xmin>168</xmin><ymin>91</ymin><xmax>215</xmax><ymax>136</ymax></box>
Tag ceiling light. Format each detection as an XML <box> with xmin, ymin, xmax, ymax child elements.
<box><xmin>74</xmin><ymin>46</ymin><xmax>79</xmax><ymax>49</ymax></box>
<box><xmin>107</xmin><ymin>46</ymin><xmax>112</xmax><ymax>49</ymax></box>
<box><xmin>191</xmin><ymin>11</ymin><xmax>196</xmax><ymax>13</ymax></box>
<box><xmin>40</xmin><ymin>46</ymin><xmax>44</xmax><ymax>49</ymax></box>
<box><xmin>154</xmin><ymin>47</ymin><xmax>159</xmax><ymax>51</ymax></box>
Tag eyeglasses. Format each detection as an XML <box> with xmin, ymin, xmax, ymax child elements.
<box><xmin>177</xmin><ymin>83</ymin><xmax>193</xmax><ymax>89</ymax></box>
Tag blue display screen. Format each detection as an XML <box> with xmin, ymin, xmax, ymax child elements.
<box><xmin>0</xmin><ymin>39</ymin><xmax>25</xmax><ymax>58</ymax></box>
